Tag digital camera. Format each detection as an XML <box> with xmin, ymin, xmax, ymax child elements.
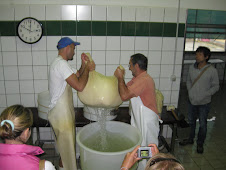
<box><xmin>137</xmin><ymin>147</ymin><xmax>152</xmax><ymax>159</ymax></box>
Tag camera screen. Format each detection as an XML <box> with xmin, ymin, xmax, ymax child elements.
<box><xmin>140</xmin><ymin>150</ymin><xmax>149</xmax><ymax>157</ymax></box>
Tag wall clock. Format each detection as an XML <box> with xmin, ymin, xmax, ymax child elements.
<box><xmin>17</xmin><ymin>17</ymin><xmax>43</xmax><ymax>44</ymax></box>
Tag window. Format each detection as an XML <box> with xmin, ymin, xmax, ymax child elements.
<box><xmin>185</xmin><ymin>9</ymin><xmax>226</xmax><ymax>52</ymax></box>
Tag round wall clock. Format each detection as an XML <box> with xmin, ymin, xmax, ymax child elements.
<box><xmin>17</xmin><ymin>17</ymin><xmax>43</xmax><ymax>44</ymax></box>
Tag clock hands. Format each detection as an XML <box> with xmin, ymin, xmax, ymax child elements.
<box><xmin>29</xmin><ymin>20</ymin><xmax>31</xmax><ymax>34</ymax></box>
<box><xmin>33</xmin><ymin>29</ymin><xmax>40</xmax><ymax>32</ymax></box>
<box><xmin>21</xmin><ymin>25</ymin><xmax>32</xmax><ymax>33</ymax></box>
<box><xmin>21</xmin><ymin>25</ymin><xmax>40</xmax><ymax>33</ymax></box>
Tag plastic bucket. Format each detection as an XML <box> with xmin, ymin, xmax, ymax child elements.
<box><xmin>37</xmin><ymin>91</ymin><xmax>50</xmax><ymax>120</ymax></box>
<box><xmin>76</xmin><ymin>121</ymin><xmax>142</xmax><ymax>170</ymax></box>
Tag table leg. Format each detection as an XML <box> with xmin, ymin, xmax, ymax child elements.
<box><xmin>170</xmin><ymin>123</ymin><xmax>177</xmax><ymax>154</ymax></box>
<box><xmin>222</xmin><ymin>62</ymin><xmax>226</xmax><ymax>88</ymax></box>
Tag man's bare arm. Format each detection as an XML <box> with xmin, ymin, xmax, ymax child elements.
<box><xmin>114</xmin><ymin>67</ymin><xmax>135</xmax><ymax>101</ymax></box>
<box><xmin>117</xmin><ymin>77</ymin><xmax>135</xmax><ymax>101</ymax></box>
<box><xmin>66</xmin><ymin>60</ymin><xmax>95</xmax><ymax>92</ymax></box>
<box><xmin>66</xmin><ymin>65</ymin><xmax>89</xmax><ymax>92</ymax></box>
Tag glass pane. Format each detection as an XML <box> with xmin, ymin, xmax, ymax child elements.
<box><xmin>185</xmin><ymin>9</ymin><xmax>226</xmax><ymax>52</ymax></box>
<box><xmin>211</xmin><ymin>11</ymin><xmax>226</xmax><ymax>25</ymax></box>
<box><xmin>187</xmin><ymin>10</ymin><xmax>197</xmax><ymax>24</ymax></box>
<box><xmin>187</xmin><ymin>9</ymin><xmax>226</xmax><ymax>25</ymax></box>
<box><xmin>186</xmin><ymin>27</ymin><xmax>195</xmax><ymax>32</ymax></box>
<box><xmin>186</xmin><ymin>33</ymin><xmax>194</xmax><ymax>38</ymax></box>
<box><xmin>185</xmin><ymin>38</ymin><xmax>194</xmax><ymax>51</ymax></box>
<box><xmin>197</xmin><ymin>10</ymin><xmax>212</xmax><ymax>24</ymax></box>
<box><xmin>185</xmin><ymin>38</ymin><xmax>225</xmax><ymax>52</ymax></box>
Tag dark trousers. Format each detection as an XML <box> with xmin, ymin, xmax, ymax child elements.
<box><xmin>188</xmin><ymin>101</ymin><xmax>210</xmax><ymax>146</ymax></box>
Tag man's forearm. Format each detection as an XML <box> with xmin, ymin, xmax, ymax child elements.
<box><xmin>77</xmin><ymin>65</ymin><xmax>90</xmax><ymax>91</ymax></box>
<box><xmin>118</xmin><ymin>78</ymin><xmax>130</xmax><ymax>101</ymax></box>
<box><xmin>77</xmin><ymin>63</ymin><xmax>86</xmax><ymax>76</ymax></box>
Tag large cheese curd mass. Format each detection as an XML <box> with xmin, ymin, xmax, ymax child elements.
<box><xmin>78</xmin><ymin>54</ymin><xmax>123</xmax><ymax>108</ymax></box>
<box><xmin>155</xmin><ymin>89</ymin><xmax>164</xmax><ymax>114</ymax></box>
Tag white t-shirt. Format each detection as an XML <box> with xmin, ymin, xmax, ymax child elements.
<box><xmin>45</xmin><ymin>160</ymin><xmax>56</xmax><ymax>170</ymax></box>
<box><xmin>49</xmin><ymin>55</ymin><xmax>76</xmax><ymax>109</ymax></box>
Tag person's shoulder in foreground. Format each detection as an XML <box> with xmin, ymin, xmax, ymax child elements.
<box><xmin>0</xmin><ymin>104</ymin><xmax>56</xmax><ymax>170</ymax></box>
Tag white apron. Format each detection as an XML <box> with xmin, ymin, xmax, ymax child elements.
<box><xmin>130</xmin><ymin>96</ymin><xmax>160</xmax><ymax>170</ymax></box>
<box><xmin>48</xmin><ymin>84</ymin><xmax>77</xmax><ymax>170</ymax></box>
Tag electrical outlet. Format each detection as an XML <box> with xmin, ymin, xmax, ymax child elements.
<box><xmin>170</xmin><ymin>75</ymin><xmax>176</xmax><ymax>81</ymax></box>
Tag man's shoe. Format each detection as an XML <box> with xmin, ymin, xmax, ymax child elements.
<box><xmin>197</xmin><ymin>145</ymin><xmax>204</xmax><ymax>154</ymax></box>
<box><xmin>179</xmin><ymin>139</ymin><xmax>194</xmax><ymax>146</ymax></box>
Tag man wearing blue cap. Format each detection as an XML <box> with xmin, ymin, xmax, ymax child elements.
<box><xmin>48</xmin><ymin>37</ymin><xmax>95</xmax><ymax>170</ymax></box>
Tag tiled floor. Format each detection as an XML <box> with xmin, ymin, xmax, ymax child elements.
<box><xmin>40</xmin><ymin>83</ymin><xmax>226</xmax><ymax>170</ymax></box>
<box><xmin>173</xmin><ymin>83</ymin><xmax>226</xmax><ymax>170</ymax></box>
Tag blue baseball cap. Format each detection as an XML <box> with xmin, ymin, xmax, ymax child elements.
<box><xmin>57</xmin><ymin>37</ymin><xmax>80</xmax><ymax>50</ymax></box>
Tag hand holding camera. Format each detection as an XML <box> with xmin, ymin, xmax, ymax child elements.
<box><xmin>121</xmin><ymin>145</ymin><xmax>142</xmax><ymax>170</ymax></box>
<box><xmin>121</xmin><ymin>144</ymin><xmax>159</xmax><ymax>170</ymax></box>
<box><xmin>137</xmin><ymin>143</ymin><xmax>159</xmax><ymax>159</ymax></box>
<box><xmin>137</xmin><ymin>146</ymin><xmax>152</xmax><ymax>159</ymax></box>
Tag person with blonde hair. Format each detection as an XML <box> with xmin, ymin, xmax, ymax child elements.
<box><xmin>0</xmin><ymin>105</ymin><xmax>56</xmax><ymax>170</ymax></box>
<box><xmin>121</xmin><ymin>144</ymin><xmax>184</xmax><ymax>170</ymax></box>
<box><xmin>145</xmin><ymin>153</ymin><xmax>184</xmax><ymax>170</ymax></box>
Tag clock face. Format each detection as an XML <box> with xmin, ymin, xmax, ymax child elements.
<box><xmin>17</xmin><ymin>17</ymin><xmax>43</xmax><ymax>44</ymax></box>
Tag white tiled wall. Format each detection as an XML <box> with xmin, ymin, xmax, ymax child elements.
<box><xmin>0</xmin><ymin>4</ymin><xmax>186</xmax><ymax>114</ymax></box>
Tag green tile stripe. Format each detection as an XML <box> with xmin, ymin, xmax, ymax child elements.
<box><xmin>0</xmin><ymin>21</ymin><xmax>17</xmax><ymax>36</ymax></box>
<box><xmin>0</xmin><ymin>21</ymin><xmax>185</xmax><ymax>37</ymax></box>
